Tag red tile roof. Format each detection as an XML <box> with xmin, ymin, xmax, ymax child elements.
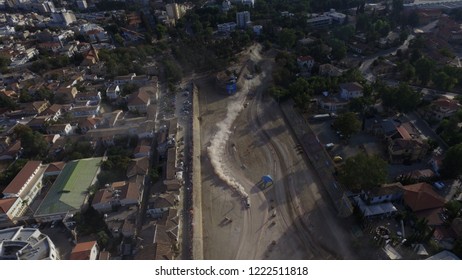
<box><xmin>339</xmin><ymin>82</ymin><xmax>363</xmax><ymax>92</ymax></box>
<box><xmin>70</xmin><ymin>241</ymin><xmax>97</xmax><ymax>260</ymax></box>
<box><xmin>396</xmin><ymin>125</ymin><xmax>411</xmax><ymax>140</ymax></box>
<box><xmin>432</xmin><ymin>98</ymin><xmax>460</xmax><ymax>112</ymax></box>
<box><xmin>45</xmin><ymin>162</ymin><xmax>66</xmax><ymax>174</ymax></box>
<box><xmin>0</xmin><ymin>197</ymin><xmax>18</xmax><ymax>214</ymax></box>
<box><xmin>3</xmin><ymin>161</ymin><xmax>41</xmax><ymax>195</ymax></box>
<box><xmin>128</xmin><ymin>90</ymin><xmax>150</xmax><ymax>106</ymax></box>
<box><xmin>402</xmin><ymin>183</ymin><xmax>446</xmax><ymax>212</ymax></box>
<box><xmin>134</xmin><ymin>145</ymin><xmax>150</xmax><ymax>155</ymax></box>
<box><xmin>297</xmin><ymin>55</ymin><xmax>314</xmax><ymax>62</ymax></box>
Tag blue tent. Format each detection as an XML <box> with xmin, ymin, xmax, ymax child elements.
<box><xmin>262</xmin><ymin>175</ymin><xmax>273</xmax><ymax>185</ymax></box>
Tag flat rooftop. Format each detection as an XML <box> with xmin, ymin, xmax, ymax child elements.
<box><xmin>35</xmin><ymin>157</ymin><xmax>103</xmax><ymax>216</ymax></box>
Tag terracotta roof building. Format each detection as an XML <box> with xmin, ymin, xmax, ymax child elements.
<box><xmin>401</xmin><ymin>183</ymin><xmax>446</xmax><ymax>212</ymax></box>
<box><xmin>127</xmin><ymin>87</ymin><xmax>152</xmax><ymax>113</ymax></box>
<box><xmin>70</xmin><ymin>241</ymin><xmax>99</xmax><ymax>260</ymax></box>
<box><xmin>92</xmin><ymin>181</ymin><xmax>142</xmax><ymax>213</ymax></box>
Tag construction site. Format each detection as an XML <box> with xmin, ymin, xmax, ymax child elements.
<box><xmin>192</xmin><ymin>44</ymin><xmax>357</xmax><ymax>259</ymax></box>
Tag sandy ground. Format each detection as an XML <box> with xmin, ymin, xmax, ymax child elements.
<box><xmin>197</xmin><ymin>45</ymin><xmax>357</xmax><ymax>259</ymax></box>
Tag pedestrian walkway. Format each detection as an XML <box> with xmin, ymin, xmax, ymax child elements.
<box><xmin>280</xmin><ymin>100</ymin><xmax>353</xmax><ymax>217</ymax></box>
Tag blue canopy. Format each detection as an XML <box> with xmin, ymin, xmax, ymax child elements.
<box><xmin>262</xmin><ymin>175</ymin><xmax>273</xmax><ymax>184</ymax></box>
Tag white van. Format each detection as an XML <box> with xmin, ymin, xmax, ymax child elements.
<box><xmin>325</xmin><ymin>143</ymin><xmax>334</xmax><ymax>150</ymax></box>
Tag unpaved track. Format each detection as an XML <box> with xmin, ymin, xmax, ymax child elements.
<box><xmin>198</xmin><ymin>45</ymin><xmax>356</xmax><ymax>259</ymax></box>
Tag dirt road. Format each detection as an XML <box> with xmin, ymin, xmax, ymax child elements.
<box><xmin>197</xmin><ymin>45</ymin><xmax>356</xmax><ymax>259</ymax></box>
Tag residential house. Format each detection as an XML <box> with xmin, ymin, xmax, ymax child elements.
<box><xmin>339</xmin><ymin>82</ymin><xmax>363</xmax><ymax>100</ymax></box>
<box><xmin>425</xmin><ymin>97</ymin><xmax>461</xmax><ymax>121</ymax></box>
<box><xmin>0</xmin><ymin>89</ymin><xmax>18</xmax><ymax>101</ymax></box>
<box><xmin>114</xmin><ymin>73</ymin><xmax>136</xmax><ymax>86</ymax></box>
<box><xmin>387</xmin><ymin>123</ymin><xmax>429</xmax><ymax>164</ymax></box>
<box><xmin>296</xmin><ymin>56</ymin><xmax>315</xmax><ymax>72</ymax></box>
<box><xmin>134</xmin><ymin>145</ymin><xmax>150</xmax><ymax>158</ymax></box>
<box><xmin>131</xmin><ymin>75</ymin><xmax>151</xmax><ymax>86</ymax></box>
<box><xmin>0</xmin><ymin>141</ymin><xmax>22</xmax><ymax>161</ymax></box>
<box><xmin>27</xmin><ymin>116</ymin><xmax>51</xmax><ymax>132</ymax></box>
<box><xmin>43</xmin><ymin>134</ymin><xmax>61</xmax><ymax>148</ymax></box>
<box><xmin>127</xmin><ymin>87</ymin><xmax>151</xmax><ymax>113</ymax></box>
<box><xmin>99</xmin><ymin>251</ymin><xmax>111</xmax><ymax>260</ymax></box>
<box><xmin>348</xmin><ymin>41</ymin><xmax>368</xmax><ymax>54</ymax></box>
<box><xmin>361</xmin><ymin>182</ymin><xmax>404</xmax><ymax>205</ymax></box>
<box><xmin>20</xmin><ymin>101</ymin><xmax>50</xmax><ymax>115</ymax></box>
<box><xmin>135</xmin><ymin>209</ymin><xmax>178</xmax><ymax>259</ymax></box>
<box><xmin>70</xmin><ymin>241</ymin><xmax>99</xmax><ymax>260</ymax></box>
<box><xmin>307</xmin><ymin>14</ymin><xmax>332</xmax><ymax>28</ymax></box>
<box><xmin>44</xmin><ymin>161</ymin><xmax>66</xmax><ymax>177</ymax></box>
<box><xmin>60</xmin><ymin>43</ymin><xmax>78</xmax><ymax>58</ymax></box>
<box><xmin>78</xmin><ymin>117</ymin><xmax>100</xmax><ymax>133</ymax></box>
<box><xmin>317</xmin><ymin>96</ymin><xmax>349</xmax><ymax>112</ymax></box>
<box><xmin>399</xmin><ymin>169</ymin><xmax>435</xmax><ymax>182</ymax></box>
<box><xmin>415</xmin><ymin>9</ymin><xmax>442</xmax><ymax>25</ymax></box>
<box><xmin>378</xmin><ymin>31</ymin><xmax>400</xmax><ymax>49</ymax></box>
<box><xmin>92</xmin><ymin>181</ymin><xmax>142</xmax><ymax>213</ymax></box>
<box><xmin>164</xmin><ymin>148</ymin><xmax>181</xmax><ymax>191</ymax></box>
<box><xmin>388</xmin><ymin>138</ymin><xmax>429</xmax><ymax>164</ymax></box>
<box><xmin>106</xmin><ymin>84</ymin><xmax>120</xmax><ymax>100</ymax></box>
<box><xmin>75</xmin><ymin>91</ymin><xmax>101</xmax><ymax>103</ymax></box>
<box><xmin>80</xmin><ymin>46</ymin><xmax>99</xmax><ymax>66</ymax></box>
<box><xmin>217</xmin><ymin>22</ymin><xmax>237</xmax><ymax>33</ymax></box>
<box><xmin>436</xmin><ymin>15</ymin><xmax>462</xmax><ymax>43</ymax></box>
<box><xmin>70</xmin><ymin>105</ymin><xmax>100</xmax><ymax>118</ymax></box>
<box><xmin>39</xmin><ymin>104</ymin><xmax>63</xmax><ymax>122</ymax></box>
<box><xmin>401</xmin><ymin>183</ymin><xmax>447</xmax><ymax>226</ymax></box>
<box><xmin>54</xmin><ymin>86</ymin><xmax>77</xmax><ymax>104</ymax></box>
<box><xmin>366</xmin><ymin>118</ymin><xmax>399</xmax><ymax>138</ymax></box>
<box><xmin>37</xmin><ymin>42</ymin><xmax>62</xmax><ymax>53</ymax></box>
<box><xmin>46</xmin><ymin>123</ymin><xmax>72</xmax><ymax>136</ymax></box>
<box><xmin>353</xmin><ymin>182</ymin><xmax>402</xmax><ymax>219</ymax></box>
<box><xmin>318</xmin><ymin>63</ymin><xmax>343</xmax><ymax>77</ymax></box>
<box><xmin>126</xmin><ymin>157</ymin><xmax>149</xmax><ymax>179</ymax></box>
<box><xmin>148</xmin><ymin>193</ymin><xmax>179</xmax><ymax>209</ymax></box>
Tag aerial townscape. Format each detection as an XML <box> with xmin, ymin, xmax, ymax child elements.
<box><xmin>1</xmin><ymin>0</ymin><xmax>462</xmax><ymax>261</ymax></box>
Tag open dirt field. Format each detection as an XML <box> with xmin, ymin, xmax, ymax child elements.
<box><xmin>196</xmin><ymin>44</ymin><xmax>357</xmax><ymax>259</ymax></box>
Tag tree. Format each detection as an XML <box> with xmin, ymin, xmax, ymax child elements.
<box><xmin>333</xmin><ymin>112</ymin><xmax>361</xmax><ymax>138</ymax></box>
<box><xmin>163</xmin><ymin>59</ymin><xmax>183</xmax><ymax>83</ymax></box>
<box><xmin>329</xmin><ymin>38</ymin><xmax>346</xmax><ymax>60</ymax></box>
<box><xmin>13</xmin><ymin>124</ymin><xmax>48</xmax><ymax>158</ymax></box>
<box><xmin>415</xmin><ymin>57</ymin><xmax>435</xmax><ymax>85</ymax></box>
<box><xmin>339</xmin><ymin>153</ymin><xmax>388</xmax><ymax>192</ymax></box>
<box><xmin>433</xmin><ymin>71</ymin><xmax>457</xmax><ymax>91</ymax></box>
<box><xmin>0</xmin><ymin>55</ymin><xmax>10</xmax><ymax>73</ymax></box>
<box><xmin>454</xmin><ymin>236</ymin><xmax>462</xmax><ymax>259</ymax></box>
<box><xmin>114</xmin><ymin>34</ymin><xmax>124</xmax><ymax>46</ymax></box>
<box><xmin>278</xmin><ymin>28</ymin><xmax>296</xmax><ymax>49</ymax></box>
<box><xmin>268</xmin><ymin>86</ymin><xmax>289</xmax><ymax>102</ymax></box>
<box><xmin>332</xmin><ymin>25</ymin><xmax>355</xmax><ymax>42</ymax></box>
<box><xmin>399</xmin><ymin>62</ymin><xmax>415</xmax><ymax>81</ymax></box>
<box><xmin>380</xmin><ymin>83</ymin><xmax>421</xmax><ymax>113</ymax></box>
<box><xmin>374</xmin><ymin>19</ymin><xmax>391</xmax><ymax>37</ymax></box>
<box><xmin>288</xmin><ymin>77</ymin><xmax>312</xmax><ymax>110</ymax></box>
<box><xmin>444</xmin><ymin>200</ymin><xmax>462</xmax><ymax>220</ymax></box>
<box><xmin>0</xmin><ymin>159</ymin><xmax>27</xmax><ymax>187</ymax></box>
<box><xmin>441</xmin><ymin>143</ymin><xmax>462</xmax><ymax>178</ymax></box>
<box><xmin>0</xmin><ymin>94</ymin><xmax>17</xmax><ymax>110</ymax></box>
